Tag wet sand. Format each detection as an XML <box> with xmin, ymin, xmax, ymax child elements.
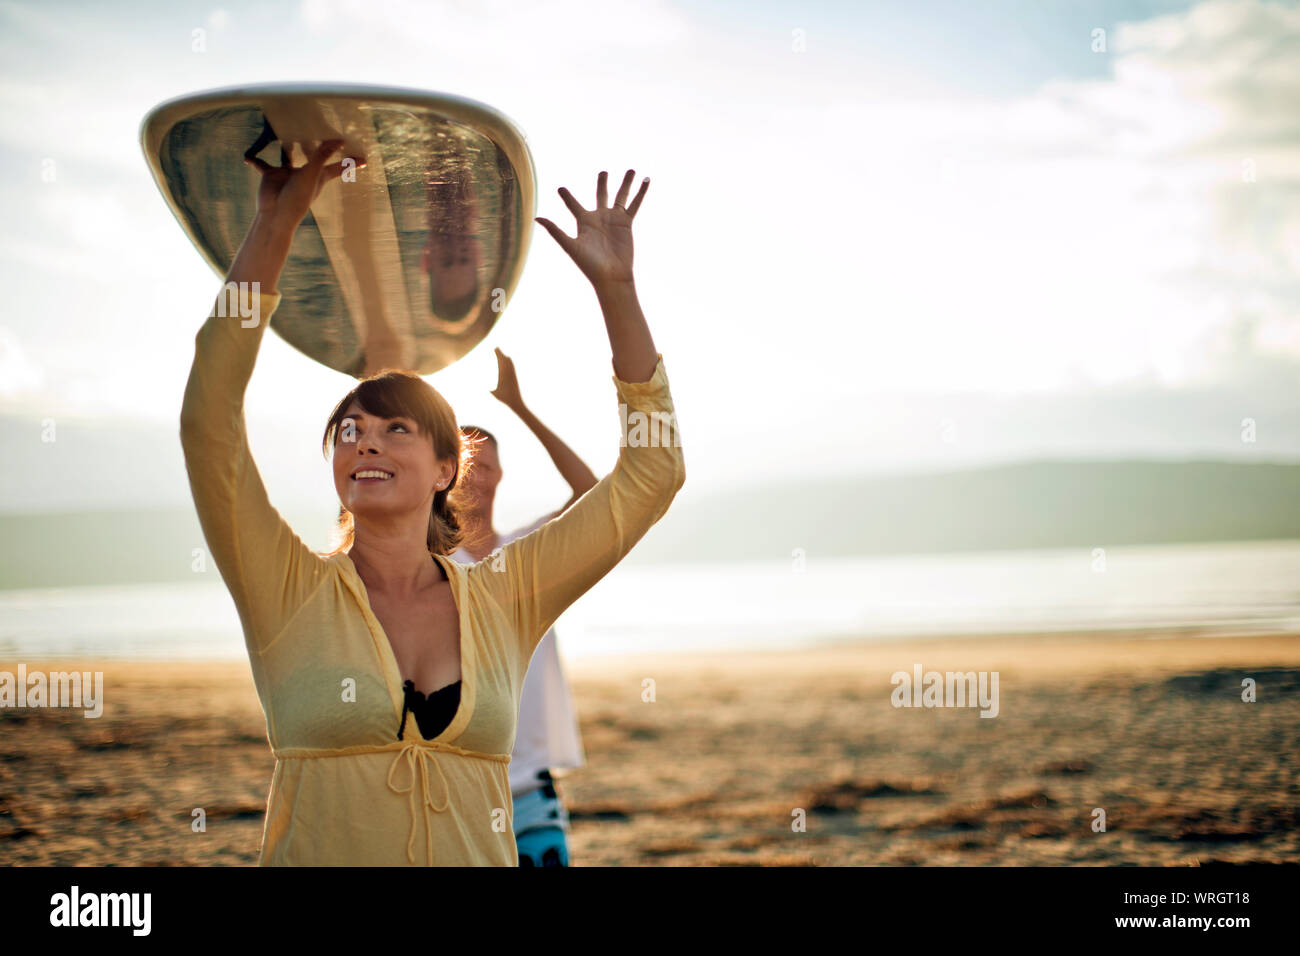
<box><xmin>2</xmin><ymin>631</ymin><xmax>1297</xmax><ymax>865</ymax></box>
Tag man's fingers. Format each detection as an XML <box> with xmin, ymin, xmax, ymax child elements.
<box><xmin>626</xmin><ymin>176</ymin><xmax>650</xmax><ymax>218</ymax></box>
<box><xmin>596</xmin><ymin>170</ymin><xmax>609</xmax><ymax>209</ymax></box>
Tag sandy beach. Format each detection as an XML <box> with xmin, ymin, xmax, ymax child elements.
<box><xmin>2</xmin><ymin>630</ymin><xmax>1298</xmax><ymax>865</ymax></box>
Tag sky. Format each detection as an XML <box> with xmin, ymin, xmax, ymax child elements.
<box><xmin>1</xmin><ymin>0</ymin><xmax>1297</xmax><ymax>525</ymax></box>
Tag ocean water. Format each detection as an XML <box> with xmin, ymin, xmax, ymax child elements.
<box><xmin>1</xmin><ymin>539</ymin><xmax>1298</xmax><ymax>663</ymax></box>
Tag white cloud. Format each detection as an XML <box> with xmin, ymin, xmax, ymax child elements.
<box><xmin>295</xmin><ymin>0</ymin><xmax>694</xmax><ymax>52</ymax></box>
<box><xmin>792</xmin><ymin>0</ymin><xmax>1300</xmax><ymax>397</ymax></box>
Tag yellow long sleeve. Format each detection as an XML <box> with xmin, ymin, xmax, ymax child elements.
<box><xmin>473</xmin><ymin>353</ymin><xmax>687</xmax><ymax>662</ymax></box>
<box><xmin>179</xmin><ymin>285</ymin><xmax>330</xmax><ymax>657</ymax></box>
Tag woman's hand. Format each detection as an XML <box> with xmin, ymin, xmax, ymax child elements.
<box><xmin>489</xmin><ymin>346</ymin><xmax>524</xmax><ymax>411</ymax></box>
<box><xmin>244</xmin><ymin>138</ymin><xmax>365</xmax><ymax>232</ymax></box>
<box><xmin>535</xmin><ymin>169</ymin><xmax>648</xmax><ymax>287</ymax></box>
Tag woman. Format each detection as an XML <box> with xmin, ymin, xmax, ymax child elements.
<box><xmin>179</xmin><ymin>139</ymin><xmax>685</xmax><ymax>865</ymax></box>
<box><xmin>452</xmin><ymin>347</ymin><xmax>598</xmax><ymax>866</ymax></box>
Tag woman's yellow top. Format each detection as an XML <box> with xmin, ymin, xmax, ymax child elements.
<box><xmin>179</xmin><ymin>285</ymin><xmax>685</xmax><ymax>865</ymax></box>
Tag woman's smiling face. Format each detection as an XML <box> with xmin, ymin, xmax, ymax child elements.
<box><xmin>331</xmin><ymin>401</ymin><xmax>454</xmax><ymax>521</ymax></box>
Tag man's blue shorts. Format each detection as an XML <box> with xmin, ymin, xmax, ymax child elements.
<box><xmin>515</xmin><ymin>770</ymin><xmax>571</xmax><ymax>867</ymax></box>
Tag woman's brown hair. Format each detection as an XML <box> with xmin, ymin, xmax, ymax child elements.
<box><xmin>319</xmin><ymin>369</ymin><xmax>473</xmax><ymax>557</ymax></box>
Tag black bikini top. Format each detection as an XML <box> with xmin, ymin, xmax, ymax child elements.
<box><xmin>391</xmin><ymin>561</ymin><xmax>462</xmax><ymax>740</ymax></box>
<box><xmin>397</xmin><ymin>679</ymin><xmax>461</xmax><ymax>741</ymax></box>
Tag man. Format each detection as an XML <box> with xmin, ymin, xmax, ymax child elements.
<box><xmin>451</xmin><ymin>347</ymin><xmax>594</xmax><ymax>866</ymax></box>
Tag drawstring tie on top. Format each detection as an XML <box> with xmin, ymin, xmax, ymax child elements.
<box><xmin>273</xmin><ymin>739</ymin><xmax>511</xmax><ymax>865</ymax></box>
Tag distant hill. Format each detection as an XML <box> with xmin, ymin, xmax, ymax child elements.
<box><xmin>0</xmin><ymin>507</ymin><xmax>337</xmax><ymax>590</ymax></box>
<box><xmin>2</xmin><ymin>459</ymin><xmax>1298</xmax><ymax>588</ymax></box>
<box><xmin>627</xmin><ymin>458</ymin><xmax>1300</xmax><ymax>562</ymax></box>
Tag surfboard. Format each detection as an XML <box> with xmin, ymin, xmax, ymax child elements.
<box><xmin>140</xmin><ymin>83</ymin><xmax>536</xmax><ymax>378</ymax></box>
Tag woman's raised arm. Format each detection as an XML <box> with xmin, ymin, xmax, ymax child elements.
<box><xmin>535</xmin><ymin>170</ymin><xmax>657</xmax><ymax>384</ymax></box>
<box><xmin>475</xmin><ymin>170</ymin><xmax>686</xmax><ymax>659</ymax></box>
<box><xmin>179</xmin><ymin>140</ymin><xmax>362</xmax><ymax>655</ymax></box>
